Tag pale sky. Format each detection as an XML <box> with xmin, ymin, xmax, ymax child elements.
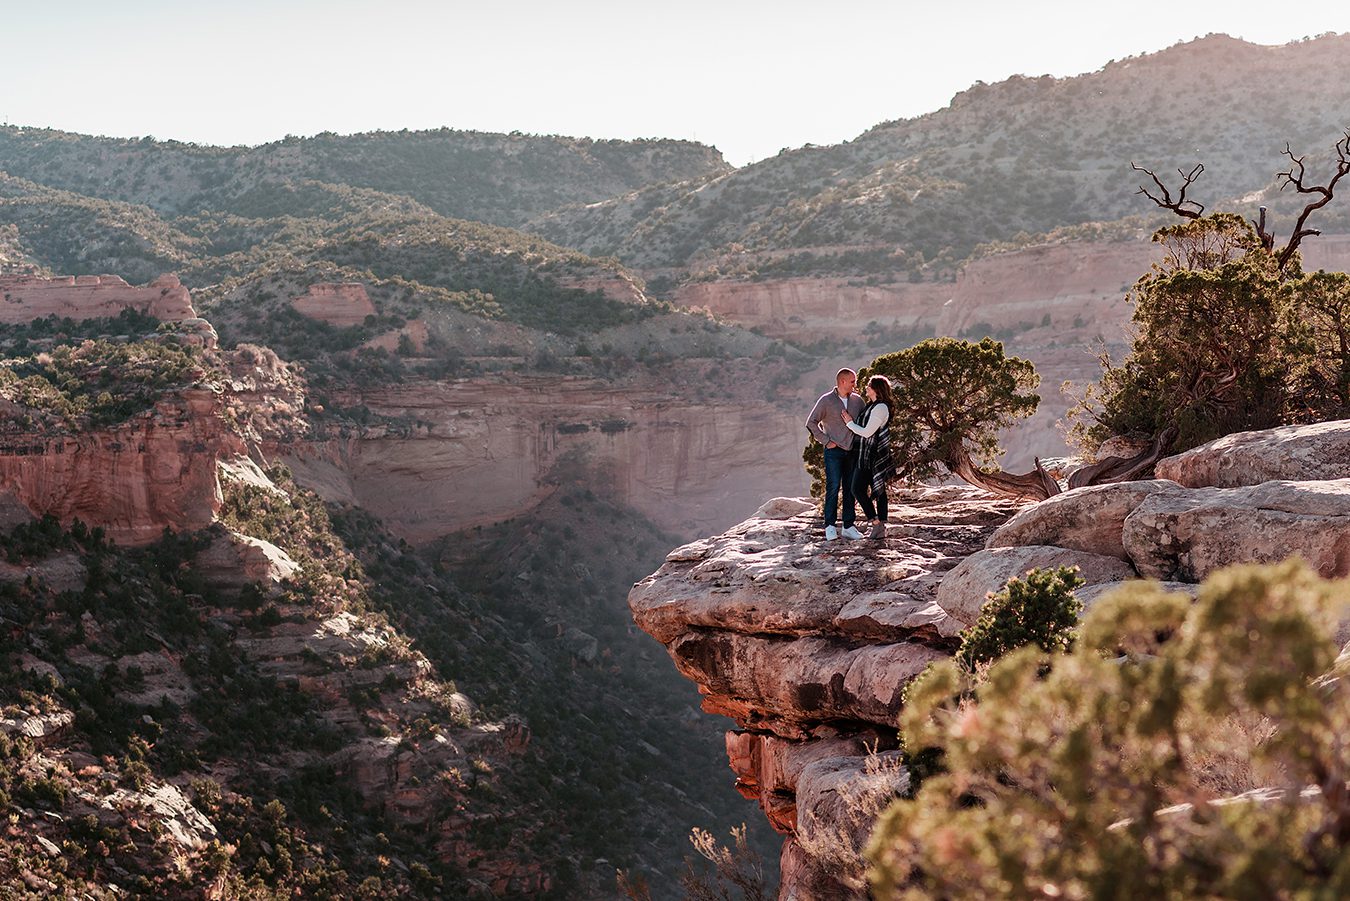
<box><xmin>4</xmin><ymin>1</ymin><xmax>1350</xmax><ymax>166</ymax></box>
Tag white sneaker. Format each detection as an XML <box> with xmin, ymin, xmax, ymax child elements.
<box><xmin>841</xmin><ymin>526</ymin><xmax>865</xmax><ymax>540</ymax></box>
<box><xmin>825</xmin><ymin>526</ymin><xmax>839</xmax><ymax>541</ymax></box>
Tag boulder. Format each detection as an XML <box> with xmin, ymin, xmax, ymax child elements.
<box><xmin>1157</xmin><ymin>419</ymin><xmax>1350</xmax><ymax>488</ymax></box>
<box><xmin>986</xmin><ymin>480</ymin><xmax>1185</xmax><ymax>560</ymax></box>
<box><xmin>1073</xmin><ymin>580</ymin><xmax>1197</xmax><ymax>611</ymax></box>
<box><xmin>756</xmin><ymin>496</ymin><xmax>817</xmax><ymax>520</ymax></box>
<box><xmin>194</xmin><ymin>527</ymin><xmax>299</xmax><ymax>592</ymax></box>
<box><xmin>936</xmin><ymin>545</ymin><xmax>1138</xmax><ymax>626</ymax></box>
<box><xmin>1122</xmin><ymin>479</ymin><xmax>1350</xmax><ymax>581</ymax></box>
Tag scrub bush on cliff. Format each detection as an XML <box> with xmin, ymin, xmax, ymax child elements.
<box><xmin>1073</xmin><ymin>138</ymin><xmax>1350</xmax><ymax>455</ymax></box>
<box><xmin>868</xmin><ymin>560</ymin><xmax>1350</xmax><ymax>899</ymax></box>
<box><xmin>1070</xmin><ymin>214</ymin><xmax>1297</xmax><ymax>452</ymax></box>
<box><xmin>804</xmin><ymin>338</ymin><xmax>1044</xmax><ymax>497</ymax></box>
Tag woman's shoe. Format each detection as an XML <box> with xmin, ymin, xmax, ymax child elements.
<box><xmin>869</xmin><ymin>522</ymin><xmax>887</xmax><ymax>540</ymax></box>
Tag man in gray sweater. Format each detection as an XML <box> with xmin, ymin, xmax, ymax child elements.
<box><xmin>805</xmin><ymin>368</ymin><xmax>866</xmax><ymax>540</ymax></box>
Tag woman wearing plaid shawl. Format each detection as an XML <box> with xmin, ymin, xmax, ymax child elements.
<box><xmin>841</xmin><ymin>375</ymin><xmax>896</xmax><ymax>539</ymax></box>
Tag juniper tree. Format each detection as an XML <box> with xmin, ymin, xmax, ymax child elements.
<box><xmin>1074</xmin><ymin>135</ymin><xmax>1350</xmax><ymax>456</ymax></box>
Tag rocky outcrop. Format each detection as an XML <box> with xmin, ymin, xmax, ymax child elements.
<box><xmin>289</xmin><ymin>282</ymin><xmax>377</xmax><ymax>326</ymax></box>
<box><xmin>935</xmin><ymin>544</ymin><xmax>1138</xmax><ymax>627</ymax></box>
<box><xmin>633</xmin><ymin>421</ymin><xmax>1350</xmax><ymax>896</ymax></box>
<box><xmin>0</xmin><ymin>387</ymin><xmax>234</xmax><ymax>545</ymax></box>
<box><xmin>1157</xmin><ymin>420</ymin><xmax>1350</xmax><ymax>488</ymax></box>
<box><xmin>554</xmin><ymin>272</ymin><xmax>648</xmax><ymax>305</ymax></box>
<box><xmin>73</xmin><ymin>781</ymin><xmax>217</xmax><ymax>850</ymax></box>
<box><xmin>1122</xmin><ymin>479</ymin><xmax>1350</xmax><ymax>582</ymax></box>
<box><xmin>0</xmin><ymin>273</ymin><xmax>195</xmax><ymax>322</ymax></box>
<box><xmin>631</xmin><ymin>485</ymin><xmax>1022</xmax><ymax>894</ymax></box>
<box><xmin>985</xmin><ymin>480</ymin><xmax>1185</xmax><ymax>560</ymax></box>
<box><xmin>193</xmin><ymin>524</ymin><xmax>299</xmax><ymax>592</ymax></box>
<box><xmin>220</xmin><ymin>344</ymin><xmax>310</xmax><ymax>445</ymax></box>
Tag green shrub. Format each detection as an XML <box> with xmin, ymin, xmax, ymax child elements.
<box><xmin>957</xmin><ymin>566</ymin><xmax>1084</xmax><ymax>672</ymax></box>
<box><xmin>870</xmin><ymin>559</ymin><xmax>1350</xmax><ymax>899</ymax></box>
<box><xmin>1073</xmin><ymin>214</ymin><xmax>1350</xmax><ymax>453</ymax></box>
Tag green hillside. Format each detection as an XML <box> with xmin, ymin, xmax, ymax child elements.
<box><xmin>0</xmin><ymin>126</ymin><xmax>728</xmax><ymax>227</ymax></box>
<box><xmin>526</xmin><ymin>34</ymin><xmax>1350</xmax><ymax>274</ymax></box>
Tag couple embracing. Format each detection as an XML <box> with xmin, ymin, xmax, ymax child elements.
<box><xmin>805</xmin><ymin>368</ymin><xmax>896</xmax><ymax>542</ymax></box>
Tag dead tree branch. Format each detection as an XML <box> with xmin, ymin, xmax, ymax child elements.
<box><xmin>1275</xmin><ymin>133</ymin><xmax>1350</xmax><ymax>269</ymax></box>
<box><xmin>1252</xmin><ymin>206</ymin><xmax>1275</xmax><ymax>250</ymax></box>
<box><xmin>1067</xmin><ymin>428</ymin><xmax>1177</xmax><ymax>489</ymax></box>
<box><xmin>1132</xmin><ymin>162</ymin><xmax>1205</xmax><ymax>219</ymax></box>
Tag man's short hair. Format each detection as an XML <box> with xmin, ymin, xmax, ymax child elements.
<box><xmin>835</xmin><ymin>368</ymin><xmax>856</xmax><ymax>382</ymax></box>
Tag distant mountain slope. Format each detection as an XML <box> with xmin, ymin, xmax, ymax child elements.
<box><xmin>0</xmin><ymin>126</ymin><xmax>730</xmax><ymax>227</ymax></box>
<box><xmin>526</xmin><ymin>33</ymin><xmax>1350</xmax><ymax>272</ymax></box>
<box><xmin>0</xmin><ymin>171</ymin><xmax>667</xmax><ymax>337</ymax></box>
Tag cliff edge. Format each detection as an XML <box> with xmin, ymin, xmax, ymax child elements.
<box><xmin>630</xmin><ymin>420</ymin><xmax>1350</xmax><ymax>898</ymax></box>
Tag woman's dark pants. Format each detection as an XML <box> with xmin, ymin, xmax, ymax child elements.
<box><xmin>852</xmin><ymin>463</ymin><xmax>887</xmax><ymax>523</ymax></box>
<box><xmin>823</xmin><ymin>446</ymin><xmax>856</xmax><ymax>528</ymax></box>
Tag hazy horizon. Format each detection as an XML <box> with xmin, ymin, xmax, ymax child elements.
<box><xmin>6</xmin><ymin>1</ymin><xmax>1350</xmax><ymax>166</ymax></box>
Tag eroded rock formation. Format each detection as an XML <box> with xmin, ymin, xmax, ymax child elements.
<box><xmin>631</xmin><ymin>485</ymin><xmax>1024</xmax><ymax>894</ymax></box>
<box><xmin>284</xmin><ymin>374</ymin><xmax>806</xmax><ymax>540</ymax></box>
<box><xmin>0</xmin><ymin>273</ymin><xmax>196</xmax><ymax>322</ymax></box>
<box><xmin>0</xmin><ymin>387</ymin><xmax>233</xmax><ymax>545</ymax></box>
<box><xmin>632</xmin><ymin>420</ymin><xmax>1350</xmax><ymax>897</ymax></box>
<box><xmin>289</xmin><ymin>282</ymin><xmax>377</xmax><ymax>326</ymax></box>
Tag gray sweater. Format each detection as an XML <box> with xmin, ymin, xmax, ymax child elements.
<box><xmin>806</xmin><ymin>389</ymin><xmax>865</xmax><ymax>450</ymax></box>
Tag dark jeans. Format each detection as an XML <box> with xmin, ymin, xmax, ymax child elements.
<box><xmin>823</xmin><ymin>446</ymin><xmax>856</xmax><ymax>528</ymax></box>
<box><xmin>853</xmin><ymin>464</ymin><xmax>888</xmax><ymax>523</ymax></box>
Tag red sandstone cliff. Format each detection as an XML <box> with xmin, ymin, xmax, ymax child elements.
<box><xmin>0</xmin><ymin>387</ymin><xmax>235</xmax><ymax>546</ymax></box>
<box><xmin>0</xmin><ymin>273</ymin><xmax>196</xmax><ymax>323</ymax></box>
<box><xmin>290</xmin><ymin>282</ymin><xmax>378</xmax><ymax>326</ymax></box>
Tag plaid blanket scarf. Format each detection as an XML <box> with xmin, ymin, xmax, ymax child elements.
<box><xmin>857</xmin><ymin>401</ymin><xmax>895</xmax><ymax>495</ymax></box>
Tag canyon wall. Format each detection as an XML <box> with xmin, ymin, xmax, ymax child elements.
<box><xmin>0</xmin><ymin>387</ymin><xmax>232</xmax><ymax>545</ymax></box>
<box><xmin>281</xmin><ymin>376</ymin><xmax>806</xmax><ymax>542</ymax></box>
<box><xmin>0</xmin><ymin>273</ymin><xmax>197</xmax><ymax>322</ymax></box>
<box><xmin>290</xmin><ymin>282</ymin><xmax>377</xmax><ymax>326</ymax></box>
<box><xmin>675</xmin><ymin>235</ymin><xmax>1350</xmax><ymax>469</ymax></box>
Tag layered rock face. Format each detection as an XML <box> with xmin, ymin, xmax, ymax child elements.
<box><xmin>0</xmin><ymin>387</ymin><xmax>235</xmax><ymax>545</ymax></box>
<box><xmin>631</xmin><ymin>486</ymin><xmax>1024</xmax><ymax>895</ymax></box>
<box><xmin>632</xmin><ymin>420</ymin><xmax>1350</xmax><ymax>897</ymax></box>
<box><xmin>553</xmin><ymin>272</ymin><xmax>649</xmax><ymax>305</ymax></box>
<box><xmin>0</xmin><ymin>273</ymin><xmax>196</xmax><ymax>322</ymax></box>
<box><xmin>285</xmin><ymin>375</ymin><xmax>806</xmax><ymax>541</ymax></box>
<box><xmin>289</xmin><ymin>281</ymin><xmax>378</xmax><ymax>326</ymax></box>
<box><xmin>671</xmin><ymin>235</ymin><xmax>1350</xmax><ymax>469</ymax></box>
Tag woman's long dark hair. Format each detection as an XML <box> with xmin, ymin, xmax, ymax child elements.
<box><xmin>867</xmin><ymin>374</ymin><xmax>896</xmax><ymax>410</ymax></box>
